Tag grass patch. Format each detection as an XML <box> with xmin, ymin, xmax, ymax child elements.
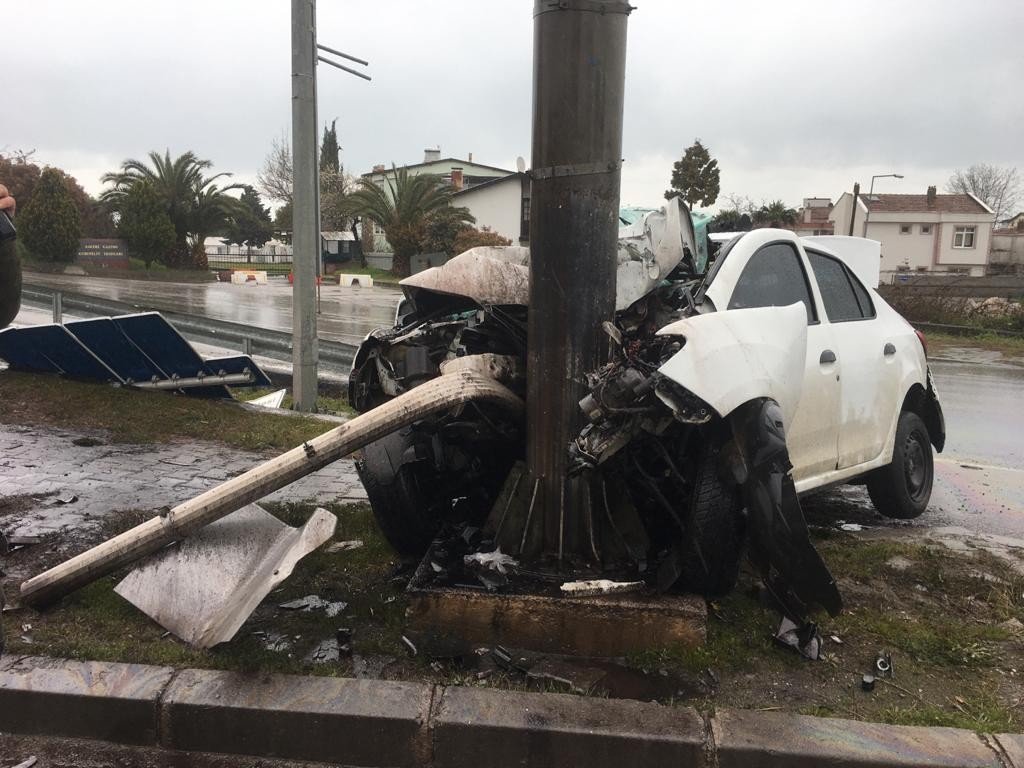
<box><xmin>925</xmin><ymin>330</ymin><xmax>1024</xmax><ymax>357</ymax></box>
<box><xmin>0</xmin><ymin>370</ymin><xmax>334</xmax><ymax>452</ymax></box>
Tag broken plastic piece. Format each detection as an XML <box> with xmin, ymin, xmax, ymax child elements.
<box><xmin>559</xmin><ymin>579</ymin><xmax>643</xmax><ymax>597</ymax></box>
<box><xmin>464</xmin><ymin>547</ymin><xmax>518</xmax><ymax>575</ymax></box>
<box><xmin>248</xmin><ymin>388</ymin><xmax>287</xmax><ymax>409</ymax></box>
<box><xmin>401</xmin><ymin>635</ymin><xmax>417</xmax><ymax>657</ymax></box>
<box><xmin>279</xmin><ymin>595</ymin><xmax>348</xmax><ymax>617</ymax></box>
<box><xmin>861</xmin><ymin>674</ymin><xmax>876</xmax><ymax>692</ymax></box>
<box><xmin>773</xmin><ymin>616</ymin><xmax>822</xmax><ymax>660</ymax></box>
<box><xmin>875</xmin><ymin>651</ymin><xmax>893</xmax><ymax>678</ymax></box>
<box><xmin>326</xmin><ymin>539</ymin><xmax>364</xmax><ymax>553</ymax></box>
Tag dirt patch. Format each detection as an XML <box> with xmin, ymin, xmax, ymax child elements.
<box><xmin>3</xmin><ymin>498</ymin><xmax>1021</xmax><ymax>731</ymax></box>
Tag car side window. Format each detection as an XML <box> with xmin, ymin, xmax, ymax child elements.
<box><xmin>807</xmin><ymin>251</ymin><xmax>874</xmax><ymax>322</ymax></box>
<box><xmin>727</xmin><ymin>242</ymin><xmax>817</xmax><ymax>323</ymax></box>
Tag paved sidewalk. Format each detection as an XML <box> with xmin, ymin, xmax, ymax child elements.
<box><xmin>0</xmin><ymin>424</ymin><xmax>367</xmax><ymax>538</ymax></box>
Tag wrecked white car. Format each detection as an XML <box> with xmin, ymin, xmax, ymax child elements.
<box><xmin>349</xmin><ymin>200</ymin><xmax>945</xmax><ymax>647</ymax></box>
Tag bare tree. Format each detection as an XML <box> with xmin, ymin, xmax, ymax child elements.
<box><xmin>946</xmin><ymin>164</ymin><xmax>1021</xmax><ymax>223</ymax></box>
<box><xmin>257</xmin><ymin>134</ymin><xmax>293</xmax><ymax>204</ymax></box>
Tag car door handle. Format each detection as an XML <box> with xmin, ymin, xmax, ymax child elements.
<box><xmin>820</xmin><ymin>350</ymin><xmax>836</xmax><ymax>364</ymax></box>
<box><xmin>883</xmin><ymin>342</ymin><xmax>896</xmax><ymax>356</ymax></box>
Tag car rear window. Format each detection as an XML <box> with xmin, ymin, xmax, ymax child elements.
<box><xmin>807</xmin><ymin>250</ymin><xmax>875</xmax><ymax>322</ymax></box>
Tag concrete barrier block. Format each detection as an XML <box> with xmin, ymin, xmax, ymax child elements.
<box><xmin>160</xmin><ymin>668</ymin><xmax>432</xmax><ymax>766</ymax></box>
<box><xmin>0</xmin><ymin>655</ymin><xmax>174</xmax><ymax>745</ymax></box>
<box><xmin>995</xmin><ymin>733</ymin><xmax>1024</xmax><ymax>768</ymax></box>
<box><xmin>712</xmin><ymin>708</ymin><xmax>1000</xmax><ymax>768</ymax></box>
<box><xmin>432</xmin><ymin>685</ymin><xmax>707</xmax><ymax>768</ymax></box>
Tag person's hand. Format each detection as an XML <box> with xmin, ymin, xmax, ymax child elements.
<box><xmin>0</xmin><ymin>184</ymin><xmax>15</xmax><ymax>217</ymax></box>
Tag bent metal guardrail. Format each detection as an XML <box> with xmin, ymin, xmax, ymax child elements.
<box><xmin>20</xmin><ymin>284</ymin><xmax>358</xmax><ymax>371</ymax></box>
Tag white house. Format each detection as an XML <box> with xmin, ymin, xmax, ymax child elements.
<box><xmin>451</xmin><ymin>172</ymin><xmax>530</xmax><ymax>246</ymax></box>
<box><xmin>829</xmin><ymin>186</ymin><xmax>995</xmax><ymax>279</ymax></box>
<box><xmin>362</xmin><ymin>148</ymin><xmax>515</xmax><ymax>252</ymax></box>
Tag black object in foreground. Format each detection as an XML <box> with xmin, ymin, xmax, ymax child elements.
<box><xmin>0</xmin><ymin>211</ymin><xmax>15</xmax><ymax>242</ymax></box>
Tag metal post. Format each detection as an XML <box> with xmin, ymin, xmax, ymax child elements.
<box><xmin>848</xmin><ymin>182</ymin><xmax>860</xmax><ymax>237</ymax></box>
<box><xmin>525</xmin><ymin>0</ymin><xmax>631</xmax><ymax>560</ymax></box>
<box><xmin>52</xmin><ymin>291</ymin><xmax>63</xmax><ymax>325</ymax></box>
<box><xmin>291</xmin><ymin>0</ymin><xmax>319</xmax><ymax>412</ymax></box>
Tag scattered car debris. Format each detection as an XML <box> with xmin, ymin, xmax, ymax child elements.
<box><xmin>526</xmin><ymin>657</ymin><xmax>606</xmax><ymax>695</ymax></box>
<box><xmin>829</xmin><ymin>634</ymin><xmax>843</xmax><ymax>645</ymax></box>
<box><xmin>304</xmin><ymin>638</ymin><xmax>342</xmax><ymax>665</ymax></box>
<box><xmin>463</xmin><ymin>547</ymin><xmax>518</xmax><ymax>574</ymax></box>
<box><xmin>875</xmin><ymin>651</ymin><xmax>894</xmax><ymax>678</ymax></box>
<box><xmin>12</xmin><ymin>758</ymin><xmax>38</xmax><ymax>768</ymax></box>
<box><xmin>838</xmin><ymin>522</ymin><xmax>864</xmax><ymax>532</ymax></box>
<box><xmin>114</xmin><ymin>504</ymin><xmax>337</xmax><ymax>648</ymax></box>
<box><xmin>54</xmin><ymin>491</ymin><xmax>78</xmax><ymax>505</ymax></box>
<box><xmin>559</xmin><ymin>579</ymin><xmax>643</xmax><ymax>597</ymax></box>
<box><xmin>774</xmin><ymin>616</ymin><xmax>822</xmax><ymax>660</ymax></box>
<box><xmin>279</xmin><ymin>595</ymin><xmax>348</xmax><ymax>617</ymax></box>
<box><xmin>861</xmin><ymin>674</ymin><xmax>876</xmax><ymax>692</ymax></box>
<box><xmin>401</xmin><ymin>635</ymin><xmax>418</xmax><ymax>657</ymax></box>
<box><xmin>248</xmin><ymin>388</ymin><xmax>287</xmax><ymax>409</ymax></box>
<box><xmin>252</xmin><ymin>630</ymin><xmax>292</xmax><ymax>652</ymax></box>
<box><xmin>326</xmin><ymin>539</ymin><xmax>364</xmax><ymax>553</ymax></box>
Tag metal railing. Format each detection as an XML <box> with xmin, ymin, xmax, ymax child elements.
<box><xmin>20</xmin><ymin>284</ymin><xmax>358</xmax><ymax>371</ymax></box>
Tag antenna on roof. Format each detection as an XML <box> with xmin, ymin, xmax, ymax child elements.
<box><xmin>516</xmin><ymin>156</ymin><xmax>526</xmax><ymax>173</ymax></box>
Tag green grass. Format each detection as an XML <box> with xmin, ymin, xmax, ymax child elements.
<box><xmin>0</xmin><ymin>370</ymin><xmax>335</xmax><ymax>452</ymax></box>
<box><xmin>926</xmin><ymin>330</ymin><xmax>1024</xmax><ymax>357</ymax></box>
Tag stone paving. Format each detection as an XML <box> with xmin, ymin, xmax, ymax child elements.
<box><xmin>0</xmin><ymin>424</ymin><xmax>367</xmax><ymax>538</ymax></box>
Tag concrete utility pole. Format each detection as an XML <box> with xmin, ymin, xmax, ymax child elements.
<box><xmin>526</xmin><ymin>0</ymin><xmax>631</xmax><ymax>561</ymax></box>
<box><xmin>291</xmin><ymin>0</ymin><xmax>320</xmax><ymax>412</ymax></box>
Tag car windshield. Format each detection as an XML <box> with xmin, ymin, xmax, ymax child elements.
<box><xmin>695</xmin><ymin>233</ymin><xmax>743</xmax><ymax>304</ymax></box>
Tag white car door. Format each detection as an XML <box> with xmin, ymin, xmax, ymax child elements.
<box><xmin>805</xmin><ymin>248</ymin><xmax>899</xmax><ymax>468</ymax></box>
<box><xmin>714</xmin><ymin>235</ymin><xmax>842</xmax><ymax>481</ymax></box>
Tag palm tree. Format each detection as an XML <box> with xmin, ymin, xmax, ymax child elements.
<box><xmin>753</xmin><ymin>200</ymin><xmax>798</xmax><ymax>229</ymax></box>
<box><xmin>101</xmin><ymin>150</ymin><xmax>240</xmax><ymax>267</ymax></box>
<box><xmin>342</xmin><ymin>165</ymin><xmax>474</xmax><ymax>276</ymax></box>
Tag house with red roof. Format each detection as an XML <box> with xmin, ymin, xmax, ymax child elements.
<box><xmin>830</xmin><ymin>186</ymin><xmax>995</xmax><ymax>279</ymax></box>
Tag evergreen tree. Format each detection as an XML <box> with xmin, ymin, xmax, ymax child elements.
<box><xmin>18</xmin><ymin>167</ymin><xmax>81</xmax><ymax>262</ymax></box>
<box><xmin>664</xmin><ymin>139</ymin><xmax>720</xmax><ymax>209</ymax></box>
<box><xmin>117</xmin><ymin>182</ymin><xmax>177</xmax><ymax>267</ymax></box>
<box><xmin>227</xmin><ymin>186</ymin><xmax>273</xmax><ymax>262</ymax></box>
<box><xmin>320</xmin><ymin>119</ymin><xmax>340</xmax><ymax>174</ymax></box>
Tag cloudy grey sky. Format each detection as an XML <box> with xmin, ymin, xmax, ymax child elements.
<box><xmin>5</xmin><ymin>0</ymin><xmax>1022</xmax><ymax>211</ymax></box>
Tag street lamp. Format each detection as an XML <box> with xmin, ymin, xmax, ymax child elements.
<box><xmin>862</xmin><ymin>173</ymin><xmax>904</xmax><ymax>237</ymax></box>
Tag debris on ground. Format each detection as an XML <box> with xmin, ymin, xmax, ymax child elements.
<box><xmin>773</xmin><ymin>616</ymin><xmax>822</xmax><ymax>660</ymax></box>
<box><xmin>114</xmin><ymin>503</ymin><xmax>337</xmax><ymax>648</ymax></box>
<box><xmin>559</xmin><ymin>579</ymin><xmax>643</xmax><ymax>597</ymax></box>
<box><xmin>248</xmin><ymin>388</ymin><xmax>287</xmax><ymax>409</ymax></box>
<box><xmin>875</xmin><ymin>651</ymin><xmax>894</xmax><ymax>678</ymax></box>
<box><xmin>463</xmin><ymin>547</ymin><xmax>518</xmax><ymax>574</ymax></box>
<box><xmin>304</xmin><ymin>637</ymin><xmax>342</xmax><ymax>664</ymax></box>
<box><xmin>279</xmin><ymin>595</ymin><xmax>348</xmax><ymax>617</ymax></box>
<box><xmin>252</xmin><ymin>630</ymin><xmax>292</xmax><ymax>653</ymax></box>
<box><xmin>54</xmin><ymin>492</ymin><xmax>77</xmax><ymax>505</ymax></box>
<box><xmin>401</xmin><ymin>635</ymin><xmax>417</xmax><ymax>657</ymax></box>
<box><xmin>839</xmin><ymin>522</ymin><xmax>865</xmax><ymax>532</ymax></box>
<box><xmin>326</xmin><ymin>539</ymin><xmax>364</xmax><ymax>553</ymax></box>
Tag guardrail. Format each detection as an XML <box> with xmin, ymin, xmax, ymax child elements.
<box><xmin>20</xmin><ymin>284</ymin><xmax>358</xmax><ymax>371</ymax></box>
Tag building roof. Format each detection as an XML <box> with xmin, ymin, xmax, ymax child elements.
<box><xmin>362</xmin><ymin>157</ymin><xmax>514</xmax><ymax>177</ymax></box>
<box><xmin>860</xmin><ymin>193</ymin><xmax>989</xmax><ymax>214</ymax></box>
<box><xmin>451</xmin><ymin>172</ymin><xmax>526</xmax><ymax>196</ymax></box>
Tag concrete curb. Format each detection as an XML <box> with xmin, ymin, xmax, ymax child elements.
<box><xmin>0</xmin><ymin>655</ymin><xmax>1020</xmax><ymax>767</ymax></box>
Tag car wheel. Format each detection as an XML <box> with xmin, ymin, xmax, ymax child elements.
<box><xmin>867</xmin><ymin>411</ymin><xmax>934</xmax><ymax>520</ymax></box>
<box><xmin>678</xmin><ymin>451</ymin><xmax>745</xmax><ymax>597</ymax></box>
<box><xmin>356</xmin><ymin>428</ymin><xmax>448</xmax><ymax>558</ymax></box>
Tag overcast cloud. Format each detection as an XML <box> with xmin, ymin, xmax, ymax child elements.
<box><xmin>5</xmin><ymin>0</ymin><xmax>1022</xmax><ymax>211</ymax></box>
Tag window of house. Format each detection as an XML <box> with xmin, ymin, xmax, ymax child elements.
<box><xmin>520</xmin><ymin>196</ymin><xmax>531</xmax><ymax>239</ymax></box>
<box><xmin>808</xmin><ymin>250</ymin><xmax>875</xmax><ymax>322</ymax></box>
<box><xmin>920</xmin><ymin>224</ymin><xmax>932</xmax><ymax>235</ymax></box>
<box><xmin>728</xmin><ymin>242</ymin><xmax>817</xmax><ymax>323</ymax></box>
<box><xmin>953</xmin><ymin>226</ymin><xmax>976</xmax><ymax>248</ymax></box>
<box><xmin>900</xmin><ymin>224</ymin><xmax>912</xmax><ymax>234</ymax></box>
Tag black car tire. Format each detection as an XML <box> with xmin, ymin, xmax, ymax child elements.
<box><xmin>356</xmin><ymin>428</ymin><xmax>447</xmax><ymax>558</ymax></box>
<box><xmin>679</xmin><ymin>452</ymin><xmax>745</xmax><ymax>597</ymax></box>
<box><xmin>867</xmin><ymin>411</ymin><xmax>934</xmax><ymax>520</ymax></box>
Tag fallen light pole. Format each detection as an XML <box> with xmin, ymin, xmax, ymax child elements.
<box><xmin>522</xmin><ymin>0</ymin><xmax>631</xmax><ymax>561</ymax></box>
<box><xmin>20</xmin><ymin>371</ymin><xmax>522</xmax><ymax>607</ymax></box>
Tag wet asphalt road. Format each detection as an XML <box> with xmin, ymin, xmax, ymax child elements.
<box><xmin>24</xmin><ymin>272</ymin><xmax>403</xmax><ymax>346</ymax></box>
<box><xmin>12</xmin><ymin>274</ymin><xmax>1024</xmax><ymax>538</ymax></box>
